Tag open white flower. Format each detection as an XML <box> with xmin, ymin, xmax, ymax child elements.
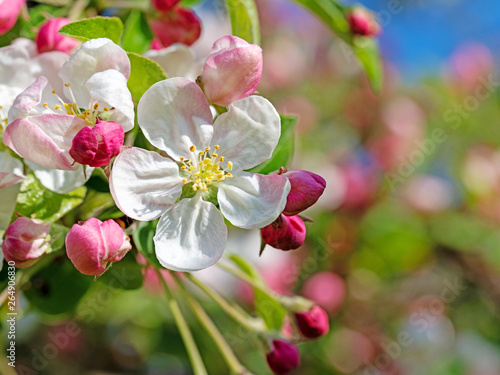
<box><xmin>110</xmin><ymin>77</ymin><xmax>290</xmax><ymax>271</ymax></box>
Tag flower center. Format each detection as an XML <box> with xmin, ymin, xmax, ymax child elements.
<box><xmin>42</xmin><ymin>83</ymin><xmax>113</xmax><ymax>125</ymax></box>
<box><xmin>180</xmin><ymin>144</ymin><xmax>233</xmax><ymax>192</ymax></box>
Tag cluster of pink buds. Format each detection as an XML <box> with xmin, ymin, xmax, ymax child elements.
<box><xmin>261</xmin><ymin>169</ymin><xmax>326</xmax><ymax>250</ymax></box>
<box><xmin>149</xmin><ymin>0</ymin><xmax>201</xmax><ymax>48</ymax></box>
<box><xmin>65</xmin><ymin>218</ymin><xmax>131</xmax><ymax>276</ymax></box>
<box><xmin>346</xmin><ymin>7</ymin><xmax>381</xmax><ymax>37</ymax></box>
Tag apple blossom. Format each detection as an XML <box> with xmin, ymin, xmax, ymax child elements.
<box><xmin>2</xmin><ymin>217</ymin><xmax>51</xmax><ymax>268</ymax></box>
<box><xmin>261</xmin><ymin>214</ymin><xmax>306</xmax><ymax>250</ymax></box>
<box><xmin>4</xmin><ymin>38</ymin><xmax>134</xmax><ymax>173</ymax></box>
<box><xmin>294</xmin><ymin>305</ymin><xmax>330</xmax><ymax>339</ymax></box>
<box><xmin>201</xmin><ymin>36</ymin><xmax>263</xmax><ymax>107</ymax></box>
<box><xmin>266</xmin><ymin>340</ymin><xmax>300</xmax><ymax>375</ymax></box>
<box><xmin>144</xmin><ymin>44</ymin><xmax>196</xmax><ymax>79</ymax></box>
<box><xmin>0</xmin><ymin>150</ymin><xmax>25</xmax><ymax>188</ymax></box>
<box><xmin>36</xmin><ymin>17</ymin><xmax>80</xmax><ymax>55</ymax></box>
<box><xmin>66</xmin><ymin>218</ymin><xmax>132</xmax><ymax>276</ymax></box>
<box><xmin>0</xmin><ymin>0</ymin><xmax>24</xmax><ymax>36</ymax></box>
<box><xmin>347</xmin><ymin>7</ymin><xmax>381</xmax><ymax>37</ymax></box>
<box><xmin>149</xmin><ymin>6</ymin><xmax>201</xmax><ymax>48</ymax></box>
<box><xmin>110</xmin><ymin>77</ymin><xmax>290</xmax><ymax>271</ymax></box>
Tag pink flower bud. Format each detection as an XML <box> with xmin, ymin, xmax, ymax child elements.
<box><xmin>0</xmin><ymin>0</ymin><xmax>24</xmax><ymax>36</ymax></box>
<box><xmin>294</xmin><ymin>305</ymin><xmax>330</xmax><ymax>339</ymax></box>
<box><xmin>65</xmin><ymin>218</ymin><xmax>131</xmax><ymax>276</ymax></box>
<box><xmin>347</xmin><ymin>8</ymin><xmax>381</xmax><ymax>37</ymax></box>
<box><xmin>266</xmin><ymin>340</ymin><xmax>300</xmax><ymax>375</ymax></box>
<box><xmin>282</xmin><ymin>170</ymin><xmax>326</xmax><ymax>216</ymax></box>
<box><xmin>69</xmin><ymin>120</ymin><xmax>124</xmax><ymax>168</ymax></box>
<box><xmin>2</xmin><ymin>217</ymin><xmax>51</xmax><ymax>268</ymax></box>
<box><xmin>35</xmin><ymin>18</ymin><xmax>80</xmax><ymax>55</ymax></box>
<box><xmin>152</xmin><ymin>0</ymin><xmax>181</xmax><ymax>12</ymax></box>
<box><xmin>261</xmin><ymin>215</ymin><xmax>306</xmax><ymax>251</ymax></box>
<box><xmin>149</xmin><ymin>7</ymin><xmax>201</xmax><ymax>48</ymax></box>
<box><xmin>201</xmin><ymin>35</ymin><xmax>263</xmax><ymax>107</ymax></box>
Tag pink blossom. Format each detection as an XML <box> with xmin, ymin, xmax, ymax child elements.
<box><xmin>36</xmin><ymin>18</ymin><xmax>80</xmax><ymax>55</ymax></box>
<box><xmin>282</xmin><ymin>169</ymin><xmax>326</xmax><ymax>216</ymax></box>
<box><xmin>2</xmin><ymin>217</ymin><xmax>51</xmax><ymax>268</ymax></box>
<box><xmin>261</xmin><ymin>214</ymin><xmax>306</xmax><ymax>251</ymax></box>
<box><xmin>65</xmin><ymin>218</ymin><xmax>131</xmax><ymax>276</ymax></box>
<box><xmin>69</xmin><ymin>120</ymin><xmax>124</xmax><ymax>167</ymax></box>
<box><xmin>0</xmin><ymin>0</ymin><xmax>24</xmax><ymax>36</ymax></box>
<box><xmin>347</xmin><ymin>7</ymin><xmax>381</xmax><ymax>37</ymax></box>
<box><xmin>294</xmin><ymin>305</ymin><xmax>330</xmax><ymax>339</ymax></box>
<box><xmin>149</xmin><ymin>7</ymin><xmax>201</xmax><ymax>48</ymax></box>
<box><xmin>302</xmin><ymin>272</ymin><xmax>346</xmax><ymax>313</ymax></box>
<box><xmin>266</xmin><ymin>339</ymin><xmax>300</xmax><ymax>375</ymax></box>
<box><xmin>201</xmin><ymin>35</ymin><xmax>263</xmax><ymax>107</ymax></box>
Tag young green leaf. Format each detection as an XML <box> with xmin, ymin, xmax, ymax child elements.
<box><xmin>59</xmin><ymin>16</ymin><xmax>124</xmax><ymax>44</ymax></box>
<box><xmin>122</xmin><ymin>10</ymin><xmax>153</xmax><ymax>54</ymax></box>
<box><xmin>225</xmin><ymin>0</ymin><xmax>261</xmax><ymax>45</ymax></box>
<box><xmin>127</xmin><ymin>52</ymin><xmax>168</xmax><ymax>103</ymax></box>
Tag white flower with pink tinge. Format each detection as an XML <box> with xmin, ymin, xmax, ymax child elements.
<box><xmin>4</xmin><ymin>38</ymin><xmax>134</xmax><ymax>176</ymax></box>
<box><xmin>110</xmin><ymin>77</ymin><xmax>290</xmax><ymax>271</ymax></box>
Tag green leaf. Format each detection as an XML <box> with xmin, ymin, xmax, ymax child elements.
<box><xmin>47</xmin><ymin>224</ymin><xmax>70</xmax><ymax>254</ymax></box>
<box><xmin>133</xmin><ymin>220</ymin><xmax>162</xmax><ymax>268</ymax></box>
<box><xmin>24</xmin><ymin>257</ymin><xmax>93</xmax><ymax>315</ymax></box>
<box><xmin>225</xmin><ymin>0</ymin><xmax>261</xmax><ymax>45</ymax></box>
<box><xmin>97</xmin><ymin>251</ymin><xmax>144</xmax><ymax>290</ymax></box>
<box><xmin>179</xmin><ymin>0</ymin><xmax>204</xmax><ymax>6</ymax></box>
<box><xmin>248</xmin><ymin>115</ymin><xmax>297</xmax><ymax>174</ymax></box>
<box><xmin>291</xmin><ymin>0</ymin><xmax>383</xmax><ymax>92</ymax></box>
<box><xmin>16</xmin><ymin>174</ymin><xmax>86</xmax><ymax>222</ymax></box>
<box><xmin>122</xmin><ymin>10</ymin><xmax>153</xmax><ymax>54</ymax></box>
<box><xmin>228</xmin><ymin>254</ymin><xmax>286</xmax><ymax>331</ymax></box>
<box><xmin>59</xmin><ymin>16</ymin><xmax>124</xmax><ymax>44</ymax></box>
<box><xmin>127</xmin><ymin>52</ymin><xmax>168</xmax><ymax>103</ymax></box>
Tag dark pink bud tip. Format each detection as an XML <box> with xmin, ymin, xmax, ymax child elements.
<box><xmin>347</xmin><ymin>8</ymin><xmax>381</xmax><ymax>37</ymax></box>
<box><xmin>261</xmin><ymin>215</ymin><xmax>306</xmax><ymax>251</ymax></box>
<box><xmin>294</xmin><ymin>306</ymin><xmax>330</xmax><ymax>339</ymax></box>
<box><xmin>283</xmin><ymin>170</ymin><xmax>326</xmax><ymax>216</ymax></box>
<box><xmin>152</xmin><ymin>0</ymin><xmax>182</xmax><ymax>12</ymax></box>
<box><xmin>266</xmin><ymin>340</ymin><xmax>300</xmax><ymax>375</ymax></box>
<box><xmin>36</xmin><ymin>17</ymin><xmax>79</xmax><ymax>55</ymax></box>
<box><xmin>69</xmin><ymin>120</ymin><xmax>124</xmax><ymax>168</ymax></box>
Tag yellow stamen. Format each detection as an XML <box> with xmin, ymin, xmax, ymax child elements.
<box><xmin>212</xmin><ymin>153</ymin><xmax>218</xmax><ymax>158</ymax></box>
<box><xmin>228</xmin><ymin>161</ymin><xmax>233</xmax><ymax>171</ymax></box>
<box><xmin>180</xmin><ymin>157</ymin><xmax>185</xmax><ymax>162</ymax></box>
<box><xmin>219</xmin><ymin>156</ymin><xmax>224</xmax><ymax>162</ymax></box>
<box><xmin>51</xmin><ymin>90</ymin><xmax>56</xmax><ymax>94</ymax></box>
<box><xmin>54</xmin><ymin>105</ymin><xmax>61</xmax><ymax>110</ymax></box>
<box><xmin>182</xmin><ymin>179</ymin><xmax>188</xmax><ymax>184</ymax></box>
<box><xmin>204</xmin><ymin>146</ymin><xmax>210</xmax><ymax>152</ymax></box>
<box><xmin>214</xmin><ymin>145</ymin><xmax>220</xmax><ymax>150</ymax></box>
<box><xmin>103</xmin><ymin>107</ymin><xmax>109</xmax><ymax>111</ymax></box>
<box><xmin>181</xmin><ymin>166</ymin><xmax>186</xmax><ymax>170</ymax></box>
<box><xmin>64</xmin><ymin>83</ymin><xmax>70</xmax><ymax>87</ymax></box>
<box><xmin>93</xmin><ymin>103</ymin><xmax>99</xmax><ymax>110</ymax></box>
<box><xmin>43</xmin><ymin>102</ymin><xmax>48</xmax><ymax>108</ymax></box>
<box><xmin>189</xmin><ymin>145</ymin><xmax>196</xmax><ymax>152</ymax></box>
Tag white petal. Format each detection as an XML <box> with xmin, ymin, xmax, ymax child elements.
<box><xmin>26</xmin><ymin>161</ymin><xmax>93</xmax><ymax>194</ymax></box>
<box><xmin>86</xmin><ymin>70</ymin><xmax>135</xmax><ymax>132</ymax></box>
<box><xmin>59</xmin><ymin>38</ymin><xmax>130</xmax><ymax>87</ymax></box>
<box><xmin>144</xmin><ymin>44</ymin><xmax>196</xmax><ymax>79</ymax></box>
<box><xmin>154</xmin><ymin>195</ymin><xmax>227</xmax><ymax>271</ymax></box>
<box><xmin>218</xmin><ymin>172</ymin><xmax>291</xmax><ymax>229</ymax></box>
<box><xmin>110</xmin><ymin>147</ymin><xmax>183</xmax><ymax>221</ymax></box>
<box><xmin>137</xmin><ymin>77</ymin><xmax>213</xmax><ymax>160</ymax></box>
<box><xmin>0</xmin><ymin>183</ymin><xmax>21</xmax><ymax>231</ymax></box>
<box><xmin>0</xmin><ymin>150</ymin><xmax>25</xmax><ymax>189</ymax></box>
<box><xmin>210</xmin><ymin>95</ymin><xmax>281</xmax><ymax>172</ymax></box>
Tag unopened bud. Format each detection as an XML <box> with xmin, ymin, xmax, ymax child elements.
<box><xmin>65</xmin><ymin>218</ymin><xmax>131</xmax><ymax>276</ymax></box>
<box><xmin>69</xmin><ymin>120</ymin><xmax>124</xmax><ymax>167</ymax></box>
<box><xmin>201</xmin><ymin>35</ymin><xmax>263</xmax><ymax>107</ymax></box>
<box><xmin>266</xmin><ymin>339</ymin><xmax>300</xmax><ymax>375</ymax></box>
<box><xmin>294</xmin><ymin>305</ymin><xmax>330</xmax><ymax>339</ymax></box>
<box><xmin>151</xmin><ymin>0</ymin><xmax>181</xmax><ymax>12</ymax></box>
<box><xmin>2</xmin><ymin>217</ymin><xmax>51</xmax><ymax>268</ymax></box>
<box><xmin>347</xmin><ymin>8</ymin><xmax>381</xmax><ymax>37</ymax></box>
<box><xmin>149</xmin><ymin>7</ymin><xmax>201</xmax><ymax>48</ymax></box>
<box><xmin>261</xmin><ymin>215</ymin><xmax>306</xmax><ymax>251</ymax></box>
<box><xmin>36</xmin><ymin>18</ymin><xmax>80</xmax><ymax>55</ymax></box>
<box><xmin>282</xmin><ymin>170</ymin><xmax>326</xmax><ymax>216</ymax></box>
<box><xmin>0</xmin><ymin>0</ymin><xmax>24</xmax><ymax>36</ymax></box>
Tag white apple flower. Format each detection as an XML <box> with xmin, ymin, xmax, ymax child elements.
<box><xmin>110</xmin><ymin>77</ymin><xmax>290</xmax><ymax>271</ymax></box>
<box><xmin>3</xmin><ymin>38</ymin><xmax>134</xmax><ymax>193</ymax></box>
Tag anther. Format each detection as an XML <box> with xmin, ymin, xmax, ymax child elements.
<box><xmin>93</xmin><ymin>103</ymin><xmax>99</xmax><ymax>110</ymax></box>
<box><xmin>103</xmin><ymin>107</ymin><xmax>109</xmax><ymax>111</ymax></box>
<box><xmin>182</xmin><ymin>179</ymin><xmax>188</xmax><ymax>184</ymax></box>
<box><xmin>64</xmin><ymin>83</ymin><xmax>70</xmax><ymax>87</ymax></box>
<box><xmin>180</xmin><ymin>157</ymin><xmax>185</xmax><ymax>162</ymax></box>
<box><xmin>219</xmin><ymin>156</ymin><xmax>224</xmax><ymax>162</ymax></box>
<box><xmin>43</xmin><ymin>102</ymin><xmax>48</xmax><ymax>108</ymax></box>
<box><xmin>189</xmin><ymin>145</ymin><xmax>196</xmax><ymax>152</ymax></box>
<box><xmin>204</xmin><ymin>146</ymin><xmax>210</xmax><ymax>152</ymax></box>
<box><xmin>228</xmin><ymin>161</ymin><xmax>233</xmax><ymax>171</ymax></box>
<box><xmin>51</xmin><ymin>90</ymin><xmax>56</xmax><ymax>94</ymax></box>
<box><xmin>54</xmin><ymin>105</ymin><xmax>61</xmax><ymax>110</ymax></box>
<box><xmin>214</xmin><ymin>145</ymin><xmax>220</xmax><ymax>150</ymax></box>
<box><xmin>212</xmin><ymin>153</ymin><xmax>218</xmax><ymax>158</ymax></box>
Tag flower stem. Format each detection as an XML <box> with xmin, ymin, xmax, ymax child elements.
<box><xmin>156</xmin><ymin>269</ymin><xmax>208</xmax><ymax>375</ymax></box>
<box><xmin>173</xmin><ymin>274</ymin><xmax>254</xmax><ymax>375</ymax></box>
<box><xmin>216</xmin><ymin>260</ymin><xmax>274</xmax><ymax>296</ymax></box>
<box><xmin>185</xmin><ymin>273</ymin><xmax>265</xmax><ymax>333</ymax></box>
